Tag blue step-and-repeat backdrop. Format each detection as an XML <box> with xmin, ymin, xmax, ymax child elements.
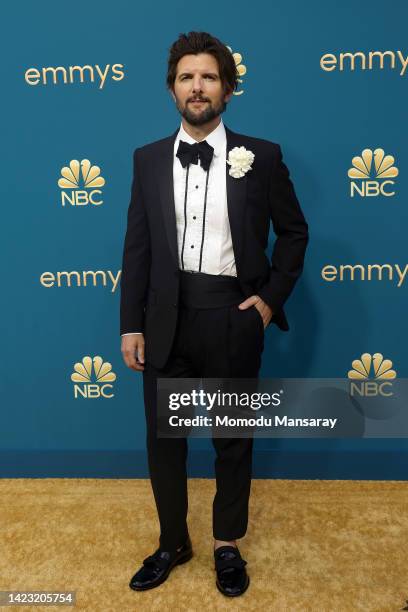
<box><xmin>1</xmin><ymin>1</ymin><xmax>407</xmax><ymax>478</ymax></box>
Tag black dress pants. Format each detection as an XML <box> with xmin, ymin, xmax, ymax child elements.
<box><xmin>142</xmin><ymin>277</ymin><xmax>265</xmax><ymax>550</ymax></box>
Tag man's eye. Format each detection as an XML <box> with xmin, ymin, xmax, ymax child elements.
<box><xmin>180</xmin><ymin>75</ymin><xmax>215</xmax><ymax>80</ymax></box>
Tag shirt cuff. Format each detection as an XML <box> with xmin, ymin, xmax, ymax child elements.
<box><xmin>121</xmin><ymin>332</ymin><xmax>142</xmax><ymax>336</ymax></box>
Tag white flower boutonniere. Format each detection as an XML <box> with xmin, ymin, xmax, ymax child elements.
<box><xmin>226</xmin><ymin>146</ymin><xmax>255</xmax><ymax>178</ymax></box>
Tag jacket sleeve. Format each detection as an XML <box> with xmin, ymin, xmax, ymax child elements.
<box><xmin>120</xmin><ymin>148</ymin><xmax>151</xmax><ymax>335</ymax></box>
<box><xmin>257</xmin><ymin>144</ymin><xmax>309</xmax><ymax>312</ymax></box>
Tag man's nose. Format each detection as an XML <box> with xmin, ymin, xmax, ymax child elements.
<box><xmin>192</xmin><ymin>76</ymin><xmax>204</xmax><ymax>92</ymax></box>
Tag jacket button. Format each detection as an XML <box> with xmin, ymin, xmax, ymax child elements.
<box><xmin>173</xmin><ymin>302</ymin><xmax>178</xmax><ymax>308</ymax></box>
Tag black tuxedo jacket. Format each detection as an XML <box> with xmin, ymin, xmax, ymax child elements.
<box><xmin>120</xmin><ymin>124</ymin><xmax>309</xmax><ymax>369</ymax></box>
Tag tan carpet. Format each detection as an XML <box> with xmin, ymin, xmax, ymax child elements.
<box><xmin>1</xmin><ymin>478</ymin><xmax>407</xmax><ymax>611</ymax></box>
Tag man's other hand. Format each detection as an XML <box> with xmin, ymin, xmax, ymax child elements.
<box><xmin>238</xmin><ymin>295</ymin><xmax>273</xmax><ymax>329</ymax></box>
<box><xmin>121</xmin><ymin>334</ymin><xmax>145</xmax><ymax>371</ymax></box>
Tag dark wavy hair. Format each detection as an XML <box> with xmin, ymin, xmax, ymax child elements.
<box><xmin>166</xmin><ymin>31</ymin><xmax>238</xmax><ymax>95</ymax></box>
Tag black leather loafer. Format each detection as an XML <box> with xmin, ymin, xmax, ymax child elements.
<box><xmin>214</xmin><ymin>545</ymin><xmax>249</xmax><ymax>597</ymax></box>
<box><xmin>129</xmin><ymin>536</ymin><xmax>193</xmax><ymax>591</ymax></box>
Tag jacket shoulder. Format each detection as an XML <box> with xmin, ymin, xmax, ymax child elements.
<box><xmin>228</xmin><ymin>131</ymin><xmax>281</xmax><ymax>171</ymax></box>
<box><xmin>232</xmin><ymin>131</ymin><xmax>280</xmax><ymax>153</ymax></box>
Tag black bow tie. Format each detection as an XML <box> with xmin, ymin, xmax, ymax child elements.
<box><xmin>176</xmin><ymin>139</ymin><xmax>214</xmax><ymax>172</ymax></box>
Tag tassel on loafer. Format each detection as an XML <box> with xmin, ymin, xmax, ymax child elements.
<box><xmin>129</xmin><ymin>536</ymin><xmax>193</xmax><ymax>591</ymax></box>
<box><xmin>214</xmin><ymin>545</ymin><xmax>250</xmax><ymax>597</ymax></box>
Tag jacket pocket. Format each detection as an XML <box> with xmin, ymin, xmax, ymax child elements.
<box><xmin>251</xmin><ymin>305</ymin><xmax>265</xmax><ymax>334</ymax></box>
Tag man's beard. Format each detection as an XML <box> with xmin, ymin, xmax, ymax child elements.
<box><xmin>175</xmin><ymin>95</ymin><xmax>227</xmax><ymax>126</ymax></box>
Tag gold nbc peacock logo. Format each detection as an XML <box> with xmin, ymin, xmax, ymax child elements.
<box><xmin>226</xmin><ymin>46</ymin><xmax>247</xmax><ymax>96</ymax></box>
<box><xmin>71</xmin><ymin>356</ymin><xmax>116</xmax><ymax>399</ymax></box>
<box><xmin>347</xmin><ymin>353</ymin><xmax>397</xmax><ymax>380</ymax></box>
<box><xmin>58</xmin><ymin>159</ymin><xmax>105</xmax><ymax>189</ymax></box>
<box><xmin>348</xmin><ymin>149</ymin><xmax>398</xmax><ymax>180</ymax></box>
<box><xmin>348</xmin><ymin>149</ymin><xmax>398</xmax><ymax>197</ymax></box>
<box><xmin>348</xmin><ymin>353</ymin><xmax>396</xmax><ymax>397</ymax></box>
<box><xmin>58</xmin><ymin>159</ymin><xmax>105</xmax><ymax>207</ymax></box>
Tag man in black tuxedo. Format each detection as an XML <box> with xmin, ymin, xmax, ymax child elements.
<box><xmin>120</xmin><ymin>31</ymin><xmax>308</xmax><ymax>597</ymax></box>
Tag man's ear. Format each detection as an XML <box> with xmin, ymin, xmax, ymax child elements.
<box><xmin>224</xmin><ymin>88</ymin><xmax>233</xmax><ymax>103</ymax></box>
<box><xmin>170</xmin><ymin>89</ymin><xmax>176</xmax><ymax>103</ymax></box>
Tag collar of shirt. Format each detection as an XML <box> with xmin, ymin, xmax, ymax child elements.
<box><xmin>174</xmin><ymin>117</ymin><xmax>226</xmax><ymax>161</ymax></box>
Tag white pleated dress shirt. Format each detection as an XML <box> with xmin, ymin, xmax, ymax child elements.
<box><xmin>122</xmin><ymin>117</ymin><xmax>236</xmax><ymax>336</ymax></box>
<box><xmin>173</xmin><ymin>118</ymin><xmax>236</xmax><ymax>276</ymax></box>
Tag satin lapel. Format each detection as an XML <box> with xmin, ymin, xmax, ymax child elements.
<box><xmin>225</xmin><ymin>125</ymin><xmax>247</xmax><ymax>273</ymax></box>
<box><xmin>158</xmin><ymin>129</ymin><xmax>179</xmax><ymax>266</ymax></box>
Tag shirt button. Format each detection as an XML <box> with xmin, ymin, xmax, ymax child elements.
<box><xmin>193</xmin><ymin>216</ymin><xmax>196</xmax><ymax>220</ymax></box>
<box><xmin>195</xmin><ymin>185</ymin><xmax>199</xmax><ymax>189</ymax></box>
<box><xmin>190</xmin><ymin>245</ymin><xmax>194</xmax><ymax>249</ymax></box>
